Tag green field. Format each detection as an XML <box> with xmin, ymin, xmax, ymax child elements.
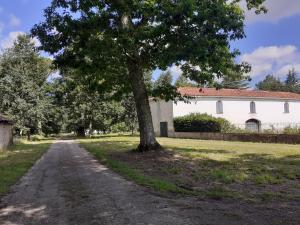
<box><xmin>0</xmin><ymin>140</ymin><xmax>52</xmax><ymax>195</ymax></box>
<box><xmin>80</xmin><ymin>136</ymin><xmax>300</xmax><ymax>201</ymax></box>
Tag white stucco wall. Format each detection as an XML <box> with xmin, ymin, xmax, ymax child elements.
<box><xmin>173</xmin><ymin>97</ymin><xmax>300</xmax><ymax>130</ymax></box>
<box><xmin>150</xmin><ymin>100</ymin><xmax>175</xmax><ymax>137</ymax></box>
<box><xmin>0</xmin><ymin>124</ymin><xmax>13</xmax><ymax>150</ymax></box>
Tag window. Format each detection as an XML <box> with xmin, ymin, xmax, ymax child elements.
<box><xmin>284</xmin><ymin>102</ymin><xmax>290</xmax><ymax>113</ymax></box>
<box><xmin>246</xmin><ymin>119</ymin><xmax>260</xmax><ymax>132</ymax></box>
<box><xmin>216</xmin><ymin>100</ymin><xmax>223</xmax><ymax>114</ymax></box>
<box><xmin>250</xmin><ymin>101</ymin><xmax>256</xmax><ymax>114</ymax></box>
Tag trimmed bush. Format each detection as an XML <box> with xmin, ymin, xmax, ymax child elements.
<box><xmin>174</xmin><ymin>113</ymin><xmax>233</xmax><ymax>133</ymax></box>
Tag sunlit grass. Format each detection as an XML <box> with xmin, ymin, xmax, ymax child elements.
<box><xmin>0</xmin><ymin>140</ymin><xmax>52</xmax><ymax>195</ymax></box>
<box><xmin>79</xmin><ymin>135</ymin><xmax>300</xmax><ymax>199</ymax></box>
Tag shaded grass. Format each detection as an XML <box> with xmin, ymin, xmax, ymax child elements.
<box><xmin>79</xmin><ymin>136</ymin><xmax>300</xmax><ymax>200</ymax></box>
<box><xmin>82</xmin><ymin>142</ymin><xmax>194</xmax><ymax>195</ymax></box>
<box><xmin>0</xmin><ymin>140</ymin><xmax>52</xmax><ymax>195</ymax></box>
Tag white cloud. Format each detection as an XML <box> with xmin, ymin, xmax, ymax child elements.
<box><xmin>1</xmin><ymin>31</ymin><xmax>25</xmax><ymax>49</ymax></box>
<box><xmin>168</xmin><ymin>64</ymin><xmax>183</xmax><ymax>80</ymax></box>
<box><xmin>244</xmin><ymin>0</ymin><xmax>300</xmax><ymax>24</ymax></box>
<box><xmin>240</xmin><ymin>45</ymin><xmax>300</xmax><ymax>78</ymax></box>
<box><xmin>9</xmin><ymin>14</ymin><xmax>21</xmax><ymax>27</ymax></box>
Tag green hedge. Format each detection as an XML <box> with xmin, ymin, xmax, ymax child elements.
<box><xmin>174</xmin><ymin>113</ymin><xmax>233</xmax><ymax>133</ymax></box>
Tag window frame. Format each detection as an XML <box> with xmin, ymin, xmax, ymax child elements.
<box><xmin>250</xmin><ymin>101</ymin><xmax>256</xmax><ymax>114</ymax></box>
<box><xmin>216</xmin><ymin>100</ymin><xmax>223</xmax><ymax>114</ymax></box>
<box><xmin>284</xmin><ymin>102</ymin><xmax>290</xmax><ymax>113</ymax></box>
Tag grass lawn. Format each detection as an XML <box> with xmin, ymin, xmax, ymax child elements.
<box><xmin>0</xmin><ymin>140</ymin><xmax>52</xmax><ymax>195</ymax></box>
<box><xmin>80</xmin><ymin>136</ymin><xmax>300</xmax><ymax>201</ymax></box>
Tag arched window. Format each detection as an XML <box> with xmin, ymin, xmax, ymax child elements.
<box><xmin>246</xmin><ymin>119</ymin><xmax>261</xmax><ymax>132</ymax></box>
<box><xmin>216</xmin><ymin>100</ymin><xmax>223</xmax><ymax>114</ymax></box>
<box><xmin>250</xmin><ymin>101</ymin><xmax>256</xmax><ymax>114</ymax></box>
<box><xmin>284</xmin><ymin>102</ymin><xmax>290</xmax><ymax>113</ymax></box>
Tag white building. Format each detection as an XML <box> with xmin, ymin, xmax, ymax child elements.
<box><xmin>150</xmin><ymin>87</ymin><xmax>300</xmax><ymax>137</ymax></box>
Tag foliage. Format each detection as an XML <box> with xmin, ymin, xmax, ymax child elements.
<box><xmin>218</xmin><ymin>69</ymin><xmax>250</xmax><ymax>89</ymax></box>
<box><xmin>0</xmin><ymin>35</ymin><xmax>53</xmax><ymax>138</ymax></box>
<box><xmin>57</xmin><ymin>71</ymin><xmax>126</xmax><ymax>136</ymax></box>
<box><xmin>285</xmin><ymin>69</ymin><xmax>300</xmax><ymax>93</ymax></box>
<box><xmin>153</xmin><ymin>71</ymin><xmax>173</xmax><ymax>88</ymax></box>
<box><xmin>175</xmin><ymin>75</ymin><xmax>198</xmax><ymax>87</ymax></box>
<box><xmin>32</xmin><ymin>0</ymin><xmax>266</xmax><ymax>150</ymax></box>
<box><xmin>31</xmin><ymin>0</ymin><xmax>263</xmax><ymax>88</ymax></box>
<box><xmin>256</xmin><ymin>75</ymin><xmax>285</xmax><ymax>91</ymax></box>
<box><xmin>283</xmin><ymin>126</ymin><xmax>300</xmax><ymax>135</ymax></box>
<box><xmin>152</xmin><ymin>70</ymin><xmax>179</xmax><ymax>100</ymax></box>
<box><xmin>174</xmin><ymin>113</ymin><xmax>233</xmax><ymax>133</ymax></box>
<box><xmin>256</xmin><ymin>70</ymin><xmax>300</xmax><ymax>93</ymax></box>
<box><xmin>48</xmin><ymin>70</ymin><xmax>139</xmax><ymax>136</ymax></box>
<box><xmin>120</xmin><ymin>94</ymin><xmax>138</xmax><ymax>134</ymax></box>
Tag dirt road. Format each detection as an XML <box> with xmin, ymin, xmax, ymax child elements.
<box><xmin>0</xmin><ymin>141</ymin><xmax>298</xmax><ymax>225</ymax></box>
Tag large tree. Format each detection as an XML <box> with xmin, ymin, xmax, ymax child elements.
<box><xmin>0</xmin><ymin>35</ymin><xmax>52</xmax><ymax>139</ymax></box>
<box><xmin>32</xmin><ymin>0</ymin><xmax>265</xmax><ymax>151</ymax></box>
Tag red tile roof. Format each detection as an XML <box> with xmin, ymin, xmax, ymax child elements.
<box><xmin>178</xmin><ymin>87</ymin><xmax>300</xmax><ymax>100</ymax></box>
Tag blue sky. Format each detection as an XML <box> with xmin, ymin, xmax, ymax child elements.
<box><xmin>0</xmin><ymin>0</ymin><xmax>300</xmax><ymax>85</ymax></box>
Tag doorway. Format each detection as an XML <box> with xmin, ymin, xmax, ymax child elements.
<box><xmin>160</xmin><ymin>122</ymin><xmax>168</xmax><ymax>137</ymax></box>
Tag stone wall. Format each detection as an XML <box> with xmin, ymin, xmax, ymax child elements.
<box><xmin>173</xmin><ymin>132</ymin><xmax>300</xmax><ymax>144</ymax></box>
<box><xmin>0</xmin><ymin>124</ymin><xmax>13</xmax><ymax>149</ymax></box>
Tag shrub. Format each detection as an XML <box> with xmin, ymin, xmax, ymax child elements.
<box><xmin>283</xmin><ymin>126</ymin><xmax>300</xmax><ymax>134</ymax></box>
<box><xmin>174</xmin><ymin>113</ymin><xmax>233</xmax><ymax>133</ymax></box>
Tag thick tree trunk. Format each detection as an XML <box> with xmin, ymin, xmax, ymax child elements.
<box><xmin>128</xmin><ymin>63</ymin><xmax>161</xmax><ymax>152</ymax></box>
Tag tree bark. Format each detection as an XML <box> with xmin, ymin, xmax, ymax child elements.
<box><xmin>128</xmin><ymin>62</ymin><xmax>161</xmax><ymax>152</ymax></box>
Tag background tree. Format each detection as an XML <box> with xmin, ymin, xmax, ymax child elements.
<box><xmin>154</xmin><ymin>71</ymin><xmax>173</xmax><ymax>89</ymax></box>
<box><xmin>121</xmin><ymin>95</ymin><xmax>138</xmax><ymax>135</ymax></box>
<box><xmin>175</xmin><ymin>75</ymin><xmax>197</xmax><ymax>88</ymax></box>
<box><xmin>42</xmin><ymin>77</ymin><xmax>67</xmax><ymax>136</ymax></box>
<box><xmin>0</xmin><ymin>35</ymin><xmax>52</xmax><ymax>139</ymax></box>
<box><xmin>285</xmin><ymin>68</ymin><xmax>300</xmax><ymax>93</ymax></box>
<box><xmin>256</xmin><ymin>75</ymin><xmax>285</xmax><ymax>92</ymax></box>
<box><xmin>32</xmin><ymin>0</ymin><xmax>266</xmax><ymax>151</ymax></box>
<box><xmin>218</xmin><ymin>68</ymin><xmax>250</xmax><ymax>89</ymax></box>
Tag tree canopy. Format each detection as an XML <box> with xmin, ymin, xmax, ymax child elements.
<box><xmin>285</xmin><ymin>69</ymin><xmax>300</xmax><ymax>93</ymax></box>
<box><xmin>0</xmin><ymin>35</ymin><xmax>53</xmax><ymax>138</ymax></box>
<box><xmin>32</xmin><ymin>0</ymin><xmax>266</xmax><ymax>151</ymax></box>
<box><xmin>256</xmin><ymin>70</ymin><xmax>300</xmax><ymax>93</ymax></box>
<box><xmin>175</xmin><ymin>74</ymin><xmax>198</xmax><ymax>88</ymax></box>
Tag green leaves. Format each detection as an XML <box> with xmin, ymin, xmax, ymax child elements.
<box><xmin>33</xmin><ymin>0</ymin><xmax>266</xmax><ymax>98</ymax></box>
<box><xmin>0</xmin><ymin>35</ymin><xmax>53</xmax><ymax>135</ymax></box>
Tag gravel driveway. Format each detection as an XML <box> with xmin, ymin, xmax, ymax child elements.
<box><xmin>0</xmin><ymin>140</ymin><xmax>299</xmax><ymax>225</ymax></box>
